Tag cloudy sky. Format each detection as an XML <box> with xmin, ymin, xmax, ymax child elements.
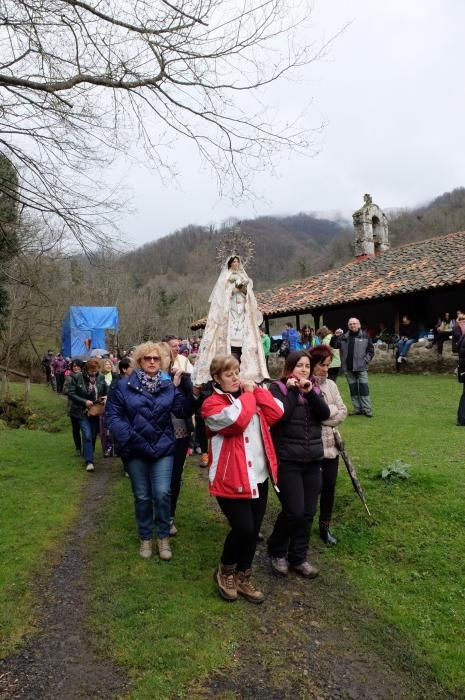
<box><xmin>114</xmin><ymin>1</ymin><xmax>465</xmax><ymax>247</ymax></box>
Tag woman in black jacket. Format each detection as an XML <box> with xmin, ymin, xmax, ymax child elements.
<box><xmin>267</xmin><ymin>351</ymin><xmax>330</xmax><ymax>578</ymax></box>
<box><xmin>453</xmin><ymin>314</ymin><xmax>465</xmax><ymax>424</ymax></box>
<box><xmin>67</xmin><ymin>358</ymin><xmax>107</xmax><ymax>472</ymax></box>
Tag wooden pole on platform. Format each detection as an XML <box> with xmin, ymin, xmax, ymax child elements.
<box><xmin>0</xmin><ymin>365</ymin><xmax>31</xmax><ymax>403</ymax></box>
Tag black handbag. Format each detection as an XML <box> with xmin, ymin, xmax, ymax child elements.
<box><xmin>279</xmin><ymin>339</ymin><xmax>290</xmax><ymax>357</ymax></box>
<box><xmin>458</xmin><ymin>360</ymin><xmax>465</xmax><ymax>383</ymax></box>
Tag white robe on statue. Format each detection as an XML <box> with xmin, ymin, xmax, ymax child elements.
<box><xmin>192</xmin><ymin>257</ymin><xmax>269</xmax><ymax>385</ymax></box>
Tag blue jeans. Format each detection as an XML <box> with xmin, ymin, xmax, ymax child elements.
<box><xmin>126</xmin><ymin>456</ymin><xmax>173</xmax><ymax>540</ymax></box>
<box><xmin>397</xmin><ymin>338</ymin><xmax>415</xmax><ymax>357</ymax></box>
<box><xmin>345</xmin><ymin>370</ymin><xmax>372</xmax><ymax>415</ymax></box>
<box><xmin>79</xmin><ymin>416</ymin><xmax>100</xmax><ymax>464</ymax></box>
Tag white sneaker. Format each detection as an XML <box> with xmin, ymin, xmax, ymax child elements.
<box><xmin>86</xmin><ymin>462</ymin><xmax>95</xmax><ymax>472</ymax></box>
<box><xmin>397</xmin><ymin>356</ymin><xmax>403</xmax><ymax>363</ymax></box>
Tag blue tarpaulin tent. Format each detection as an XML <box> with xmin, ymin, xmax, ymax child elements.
<box><xmin>62</xmin><ymin>306</ymin><xmax>118</xmax><ymax>357</ymax></box>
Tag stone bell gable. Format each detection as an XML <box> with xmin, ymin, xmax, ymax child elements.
<box><xmin>352</xmin><ymin>193</ymin><xmax>390</xmax><ymax>257</ymax></box>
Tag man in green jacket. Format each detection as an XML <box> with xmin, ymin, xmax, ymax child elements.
<box><xmin>260</xmin><ymin>328</ymin><xmax>271</xmax><ymax>370</ymax></box>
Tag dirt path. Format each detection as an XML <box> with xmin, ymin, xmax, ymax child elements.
<box><xmin>0</xmin><ymin>462</ymin><xmax>457</xmax><ymax>699</ymax></box>
<box><xmin>0</xmin><ymin>459</ymin><xmax>129</xmax><ymax>700</ymax></box>
<box><xmin>191</xmin><ymin>471</ymin><xmax>454</xmax><ymax>700</ymax></box>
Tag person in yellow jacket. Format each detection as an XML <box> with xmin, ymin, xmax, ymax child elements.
<box><xmin>317</xmin><ymin>326</ymin><xmax>341</xmax><ymax>382</ymax></box>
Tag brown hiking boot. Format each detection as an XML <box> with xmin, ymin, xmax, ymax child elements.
<box><xmin>235</xmin><ymin>570</ymin><xmax>265</xmax><ymax>604</ymax></box>
<box><xmin>215</xmin><ymin>563</ymin><xmax>237</xmax><ymax>601</ymax></box>
<box><xmin>139</xmin><ymin>539</ymin><xmax>152</xmax><ymax>559</ymax></box>
<box><xmin>156</xmin><ymin>537</ymin><xmax>172</xmax><ymax>561</ymax></box>
<box><xmin>199</xmin><ymin>453</ymin><xmax>209</xmax><ymax>468</ymax></box>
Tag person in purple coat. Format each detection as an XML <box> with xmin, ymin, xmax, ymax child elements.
<box><xmin>53</xmin><ymin>352</ymin><xmax>67</xmax><ymax>393</ymax></box>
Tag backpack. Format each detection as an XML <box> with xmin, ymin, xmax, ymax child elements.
<box><xmin>271</xmin><ymin>379</ymin><xmax>306</xmax><ymax>404</ymax></box>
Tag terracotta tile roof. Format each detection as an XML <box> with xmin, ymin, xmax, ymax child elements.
<box><xmin>257</xmin><ymin>230</ymin><xmax>465</xmax><ymax>315</ymax></box>
<box><xmin>191</xmin><ymin>231</ymin><xmax>465</xmax><ymax>328</ymax></box>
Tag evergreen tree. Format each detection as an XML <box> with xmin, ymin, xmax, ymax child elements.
<box><xmin>0</xmin><ymin>155</ymin><xmax>19</xmax><ymax>325</ymax></box>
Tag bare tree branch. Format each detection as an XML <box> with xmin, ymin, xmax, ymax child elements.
<box><xmin>0</xmin><ymin>0</ymin><xmax>337</xmax><ymax>247</ymax></box>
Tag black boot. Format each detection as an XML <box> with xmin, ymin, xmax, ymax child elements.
<box><xmin>319</xmin><ymin>522</ymin><xmax>337</xmax><ymax>545</ymax></box>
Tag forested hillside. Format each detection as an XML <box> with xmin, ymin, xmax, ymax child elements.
<box><xmin>2</xmin><ymin>188</ymin><xmax>465</xmax><ymax>363</ymax></box>
<box><xmin>388</xmin><ymin>188</ymin><xmax>465</xmax><ymax>246</ymax></box>
<box><xmin>121</xmin><ymin>213</ymin><xmax>353</xmax><ymax>293</ymax></box>
<box><xmin>120</xmin><ymin>187</ymin><xmax>465</xmax><ymax>297</ymax></box>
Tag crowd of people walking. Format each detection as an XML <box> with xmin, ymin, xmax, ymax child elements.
<box><xmin>46</xmin><ymin>300</ymin><xmax>465</xmax><ymax>604</ymax></box>
<box><xmin>50</xmin><ymin>327</ymin><xmax>351</xmax><ymax>604</ymax></box>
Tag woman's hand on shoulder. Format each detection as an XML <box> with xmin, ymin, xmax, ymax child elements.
<box><xmin>172</xmin><ymin>368</ymin><xmax>183</xmax><ymax>387</ymax></box>
<box><xmin>286</xmin><ymin>377</ymin><xmax>298</xmax><ymax>389</ymax></box>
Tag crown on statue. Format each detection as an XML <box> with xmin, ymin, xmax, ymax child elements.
<box><xmin>215</xmin><ymin>223</ymin><xmax>255</xmax><ymax>267</ymax></box>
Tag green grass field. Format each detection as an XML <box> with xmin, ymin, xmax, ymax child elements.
<box><xmin>0</xmin><ymin>384</ymin><xmax>85</xmax><ymax>655</ymax></box>
<box><xmin>1</xmin><ymin>376</ymin><xmax>465</xmax><ymax>697</ymax></box>
<box><xmin>332</xmin><ymin>374</ymin><xmax>465</xmax><ymax>690</ymax></box>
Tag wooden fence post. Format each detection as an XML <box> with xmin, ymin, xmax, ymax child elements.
<box><xmin>1</xmin><ymin>372</ymin><xmax>9</xmax><ymax>400</ymax></box>
<box><xmin>0</xmin><ymin>365</ymin><xmax>30</xmax><ymax>401</ymax></box>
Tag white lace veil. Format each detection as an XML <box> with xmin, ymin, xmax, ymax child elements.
<box><xmin>192</xmin><ymin>256</ymin><xmax>267</xmax><ymax>384</ymax></box>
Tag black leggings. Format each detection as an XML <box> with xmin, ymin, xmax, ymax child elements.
<box><xmin>70</xmin><ymin>416</ymin><xmax>81</xmax><ymax>452</ymax></box>
<box><xmin>217</xmin><ymin>480</ymin><xmax>268</xmax><ymax>571</ymax></box>
<box><xmin>56</xmin><ymin>373</ymin><xmax>65</xmax><ymax>394</ymax></box>
<box><xmin>319</xmin><ymin>456</ymin><xmax>339</xmax><ymax>523</ymax></box>
<box><xmin>434</xmin><ymin>331</ymin><xmax>451</xmax><ymax>355</ymax></box>
<box><xmin>195</xmin><ymin>415</ymin><xmax>209</xmax><ymax>453</ymax></box>
<box><xmin>267</xmin><ymin>460</ymin><xmax>322</xmax><ymax>566</ymax></box>
<box><xmin>170</xmin><ymin>436</ymin><xmax>190</xmax><ymax>519</ymax></box>
<box><xmin>457</xmin><ymin>383</ymin><xmax>465</xmax><ymax>425</ymax></box>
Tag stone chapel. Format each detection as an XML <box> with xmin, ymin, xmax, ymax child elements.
<box><xmin>352</xmin><ymin>193</ymin><xmax>390</xmax><ymax>257</ymax></box>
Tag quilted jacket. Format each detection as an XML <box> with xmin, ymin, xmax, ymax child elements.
<box><xmin>202</xmin><ymin>387</ymin><xmax>283</xmax><ymax>499</ymax></box>
<box><xmin>105</xmin><ymin>370</ymin><xmax>195</xmax><ymax>460</ymax></box>
<box><xmin>269</xmin><ymin>381</ymin><xmax>330</xmax><ymax>464</ymax></box>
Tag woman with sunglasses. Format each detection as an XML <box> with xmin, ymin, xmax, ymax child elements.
<box><xmin>267</xmin><ymin>350</ymin><xmax>330</xmax><ymax>578</ymax></box>
<box><xmin>106</xmin><ymin>342</ymin><xmax>194</xmax><ymax>561</ymax></box>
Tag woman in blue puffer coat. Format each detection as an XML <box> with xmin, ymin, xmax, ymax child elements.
<box><xmin>105</xmin><ymin>341</ymin><xmax>194</xmax><ymax>561</ymax></box>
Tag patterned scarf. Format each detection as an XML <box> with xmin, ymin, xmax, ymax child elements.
<box><xmin>137</xmin><ymin>369</ymin><xmax>162</xmax><ymax>393</ymax></box>
<box><xmin>85</xmin><ymin>374</ymin><xmax>97</xmax><ymax>401</ymax></box>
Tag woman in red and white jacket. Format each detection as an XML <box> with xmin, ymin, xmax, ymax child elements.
<box><xmin>201</xmin><ymin>354</ymin><xmax>283</xmax><ymax>604</ymax></box>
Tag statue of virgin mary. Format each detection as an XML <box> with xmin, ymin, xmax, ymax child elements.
<box><xmin>192</xmin><ymin>250</ymin><xmax>269</xmax><ymax>385</ymax></box>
